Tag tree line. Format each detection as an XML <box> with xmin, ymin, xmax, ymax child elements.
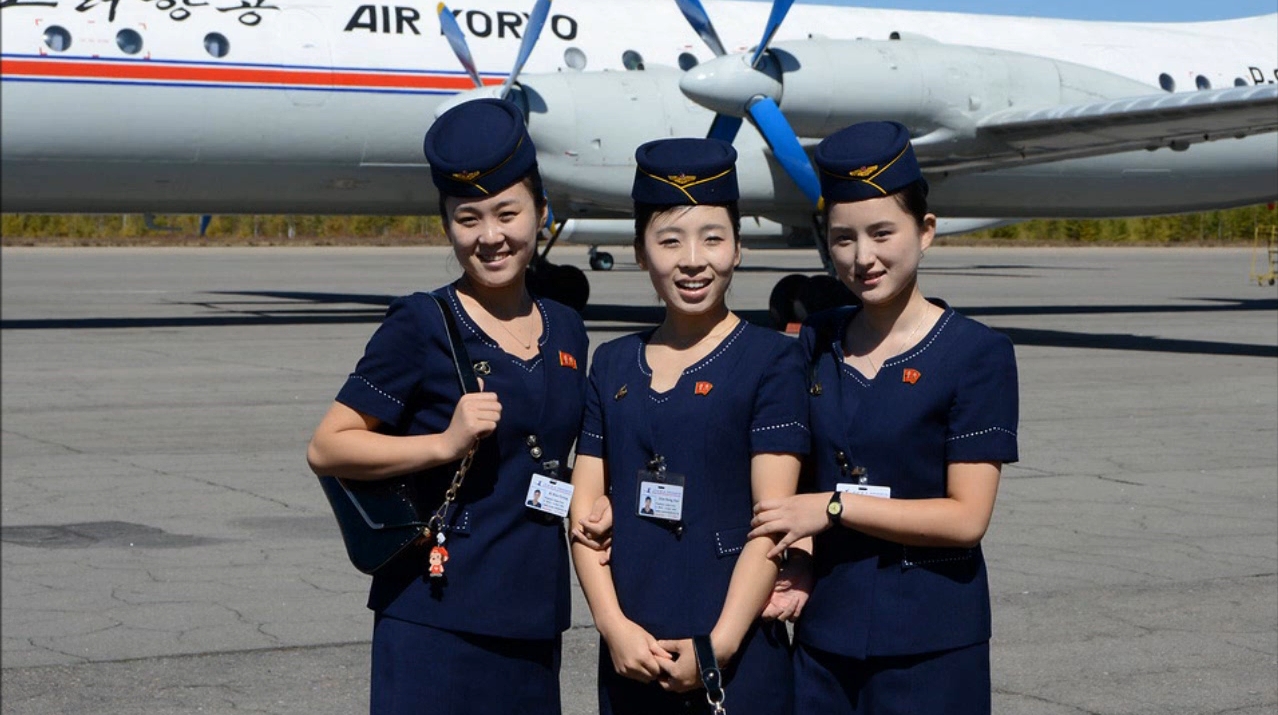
<box><xmin>2</xmin><ymin>204</ymin><xmax>1275</xmax><ymax>245</ymax></box>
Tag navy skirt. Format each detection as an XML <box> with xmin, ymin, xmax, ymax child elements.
<box><xmin>371</xmin><ymin>614</ymin><xmax>562</xmax><ymax>715</ymax></box>
<box><xmin>598</xmin><ymin>619</ymin><xmax>793</xmax><ymax>715</ymax></box>
<box><xmin>794</xmin><ymin>639</ymin><xmax>990</xmax><ymax>715</ymax></box>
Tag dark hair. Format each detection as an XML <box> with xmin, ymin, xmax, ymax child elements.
<box><xmin>822</xmin><ymin>179</ymin><xmax>929</xmax><ymax>229</ymax></box>
<box><xmin>438</xmin><ymin>169</ymin><xmax>547</xmax><ymax>224</ymax></box>
<box><xmin>633</xmin><ymin>202</ymin><xmax>742</xmax><ymax>248</ymax></box>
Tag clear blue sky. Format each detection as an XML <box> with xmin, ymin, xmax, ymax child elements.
<box><xmin>750</xmin><ymin>0</ymin><xmax>1278</xmax><ymax>21</ymax></box>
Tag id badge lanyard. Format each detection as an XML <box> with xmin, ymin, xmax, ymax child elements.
<box><xmin>829</xmin><ymin>344</ymin><xmax>891</xmax><ymax>500</ymax></box>
<box><xmin>636</xmin><ymin>381</ymin><xmax>687</xmax><ymax>536</ymax></box>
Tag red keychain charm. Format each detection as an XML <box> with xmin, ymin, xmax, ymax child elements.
<box><xmin>428</xmin><ymin>533</ymin><xmax>449</xmax><ymax>578</ymax></box>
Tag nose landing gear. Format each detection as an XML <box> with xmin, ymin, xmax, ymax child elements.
<box><xmin>767</xmin><ymin>220</ymin><xmax>856</xmax><ymax>330</ymax></box>
<box><xmin>768</xmin><ymin>274</ymin><xmax>856</xmax><ymax>330</ymax></box>
<box><xmin>588</xmin><ymin>246</ymin><xmax>615</xmax><ymax>271</ymax></box>
<box><xmin>526</xmin><ymin>219</ymin><xmax>590</xmax><ymax>312</ymax></box>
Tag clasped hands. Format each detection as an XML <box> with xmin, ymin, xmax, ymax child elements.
<box><xmin>600</xmin><ymin>619</ymin><xmax>709</xmax><ymax>693</ymax></box>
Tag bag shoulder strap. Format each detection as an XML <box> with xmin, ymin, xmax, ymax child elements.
<box><xmin>807</xmin><ymin>310</ymin><xmax>843</xmax><ymax>396</ymax></box>
<box><xmin>430</xmin><ymin>291</ymin><xmax>480</xmax><ymax>395</ymax></box>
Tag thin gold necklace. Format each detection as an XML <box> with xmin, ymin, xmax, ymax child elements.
<box><xmin>492</xmin><ymin>306</ymin><xmax>536</xmax><ymax>350</ymax></box>
<box><xmin>863</xmin><ymin>305</ymin><xmax>928</xmax><ymax>375</ymax></box>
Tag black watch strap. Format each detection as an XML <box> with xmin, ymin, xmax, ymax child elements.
<box><xmin>693</xmin><ymin>634</ymin><xmax>726</xmax><ymax>713</ymax></box>
<box><xmin>827</xmin><ymin>490</ymin><xmax>844</xmax><ymax>527</ymax></box>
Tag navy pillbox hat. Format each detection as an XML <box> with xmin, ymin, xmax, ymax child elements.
<box><xmin>424</xmin><ymin>98</ymin><xmax>538</xmax><ymax>198</ymax></box>
<box><xmin>631</xmin><ymin>137</ymin><xmax>739</xmax><ymax>205</ymax></box>
<box><xmin>814</xmin><ymin>121</ymin><xmax>927</xmax><ymax>203</ymax></box>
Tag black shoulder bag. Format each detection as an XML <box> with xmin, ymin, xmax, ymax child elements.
<box><xmin>317</xmin><ymin>293</ymin><xmax>481</xmax><ymax>575</ymax></box>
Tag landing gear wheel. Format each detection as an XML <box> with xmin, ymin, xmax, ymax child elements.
<box><xmin>798</xmin><ymin>274</ymin><xmax>856</xmax><ymax>317</ymax></box>
<box><xmin>548</xmin><ymin>263</ymin><xmax>591</xmax><ymax>313</ymax></box>
<box><xmin>768</xmin><ymin>274</ymin><xmax>811</xmax><ymax>330</ymax></box>
<box><xmin>589</xmin><ymin>251</ymin><xmax>615</xmax><ymax>271</ymax></box>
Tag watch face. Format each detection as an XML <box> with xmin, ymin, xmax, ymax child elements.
<box><xmin>827</xmin><ymin>502</ymin><xmax>841</xmax><ymax>515</ymax></box>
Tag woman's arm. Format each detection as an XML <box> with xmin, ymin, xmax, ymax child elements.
<box><xmin>569</xmin><ymin>454</ymin><xmax>669</xmax><ymax>683</ymax></box>
<box><xmin>750</xmin><ymin>461</ymin><xmax>1003</xmax><ymax>559</ymax></box>
<box><xmin>657</xmin><ymin>452</ymin><xmax>801</xmax><ymax>691</ymax></box>
<box><xmin>306</xmin><ymin>393</ymin><xmax>501</xmax><ymax>481</ymax></box>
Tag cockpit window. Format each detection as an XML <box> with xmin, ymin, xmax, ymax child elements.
<box><xmin>116</xmin><ymin>29</ymin><xmax>143</xmax><ymax>55</ymax></box>
<box><xmin>204</xmin><ymin>32</ymin><xmax>230</xmax><ymax>58</ymax></box>
<box><xmin>622</xmin><ymin>50</ymin><xmax>644</xmax><ymax>71</ymax></box>
<box><xmin>43</xmin><ymin>26</ymin><xmax>71</xmax><ymax>53</ymax></box>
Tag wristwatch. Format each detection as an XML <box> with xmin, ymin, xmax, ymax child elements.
<box><xmin>826</xmin><ymin>491</ymin><xmax>844</xmax><ymax>527</ymax></box>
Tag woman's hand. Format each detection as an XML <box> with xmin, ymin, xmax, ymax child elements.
<box><xmin>600</xmin><ymin>618</ymin><xmax>670</xmax><ymax>684</ymax></box>
<box><xmin>761</xmin><ymin>550</ymin><xmax>813</xmax><ymax>622</ymax></box>
<box><xmin>653</xmin><ymin>638</ymin><xmax>701</xmax><ymax>693</ymax></box>
<box><xmin>571</xmin><ymin>494</ymin><xmax>613</xmax><ymax>564</ymax></box>
<box><xmin>750</xmin><ymin>493</ymin><xmax>835</xmax><ymax>560</ymax></box>
<box><xmin>442</xmin><ymin>392</ymin><xmax>501</xmax><ymax>459</ymax></box>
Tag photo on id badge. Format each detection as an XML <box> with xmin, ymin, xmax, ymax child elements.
<box><xmin>636</xmin><ymin>469</ymin><xmax>685</xmax><ymax>521</ymax></box>
<box><xmin>525</xmin><ymin>473</ymin><xmax>573</xmax><ymax>518</ymax></box>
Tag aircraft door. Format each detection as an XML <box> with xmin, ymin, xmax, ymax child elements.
<box><xmin>272</xmin><ymin>8</ymin><xmax>332</xmax><ymax>106</ymax></box>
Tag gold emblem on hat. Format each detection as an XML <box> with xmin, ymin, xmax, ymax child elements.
<box><xmin>668</xmin><ymin>173</ymin><xmax>698</xmax><ymax>186</ymax></box>
<box><xmin>451</xmin><ymin>170</ymin><xmax>482</xmax><ymax>182</ymax></box>
<box><xmin>849</xmin><ymin>165</ymin><xmax>879</xmax><ymax>178</ymax></box>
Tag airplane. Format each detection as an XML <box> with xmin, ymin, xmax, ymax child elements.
<box><xmin>3</xmin><ymin>0</ymin><xmax>1277</xmax><ymax>324</ymax></box>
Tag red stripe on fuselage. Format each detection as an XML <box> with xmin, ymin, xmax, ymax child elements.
<box><xmin>0</xmin><ymin>57</ymin><xmax>501</xmax><ymax>90</ymax></box>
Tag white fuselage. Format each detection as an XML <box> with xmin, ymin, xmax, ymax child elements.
<box><xmin>2</xmin><ymin>0</ymin><xmax>1276</xmax><ymax>219</ymax></box>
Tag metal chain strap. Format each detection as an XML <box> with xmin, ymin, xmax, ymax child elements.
<box><xmin>424</xmin><ymin>439</ymin><xmax>478</xmax><ymax>539</ymax></box>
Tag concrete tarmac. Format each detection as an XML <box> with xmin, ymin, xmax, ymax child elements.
<box><xmin>2</xmin><ymin>245</ymin><xmax>1275</xmax><ymax>714</ymax></box>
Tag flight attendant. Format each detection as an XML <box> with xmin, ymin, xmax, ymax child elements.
<box><xmin>749</xmin><ymin>121</ymin><xmax>1019</xmax><ymax>714</ymax></box>
<box><xmin>569</xmin><ymin>137</ymin><xmax>809</xmax><ymax>715</ymax></box>
<box><xmin>307</xmin><ymin>98</ymin><xmax>587</xmax><ymax>714</ymax></box>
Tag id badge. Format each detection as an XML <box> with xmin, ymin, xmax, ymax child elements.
<box><xmin>526</xmin><ymin>473</ymin><xmax>574</xmax><ymax>518</ymax></box>
<box><xmin>836</xmin><ymin>483</ymin><xmax>891</xmax><ymax>499</ymax></box>
<box><xmin>637</xmin><ymin>470</ymin><xmax>685</xmax><ymax>521</ymax></box>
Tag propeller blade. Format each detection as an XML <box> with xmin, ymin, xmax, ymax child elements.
<box><xmin>707</xmin><ymin>114</ymin><xmax>744</xmax><ymax>143</ymax></box>
<box><xmin>674</xmin><ymin>0</ymin><xmax>727</xmax><ymax>57</ymax></box>
<box><xmin>747</xmin><ymin>96</ymin><xmax>820</xmax><ymax>207</ymax></box>
<box><xmin>749</xmin><ymin>0</ymin><xmax>795</xmax><ymax>68</ymax></box>
<box><xmin>437</xmin><ymin>3</ymin><xmax>484</xmax><ymax>89</ymax></box>
<box><xmin>499</xmin><ymin>0</ymin><xmax>552</xmax><ymax>99</ymax></box>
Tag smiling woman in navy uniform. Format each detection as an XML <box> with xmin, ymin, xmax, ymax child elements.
<box><xmin>569</xmin><ymin>137</ymin><xmax>809</xmax><ymax>715</ymax></box>
<box><xmin>749</xmin><ymin>121</ymin><xmax>1019</xmax><ymax>714</ymax></box>
<box><xmin>306</xmin><ymin>98</ymin><xmax>587</xmax><ymax>714</ymax></box>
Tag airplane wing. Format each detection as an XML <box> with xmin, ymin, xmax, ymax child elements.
<box><xmin>915</xmin><ymin>84</ymin><xmax>1278</xmax><ymax>173</ymax></box>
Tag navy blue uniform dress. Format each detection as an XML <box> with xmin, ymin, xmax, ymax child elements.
<box><xmin>578</xmin><ymin>321</ymin><xmax>810</xmax><ymax>715</ymax></box>
<box><xmin>335</xmin><ymin>284</ymin><xmax>588</xmax><ymax>715</ymax></box>
<box><xmin>794</xmin><ymin>300</ymin><xmax>1018</xmax><ymax>715</ymax></box>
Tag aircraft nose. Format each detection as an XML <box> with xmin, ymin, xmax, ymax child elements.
<box><xmin>679</xmin><ymin>53</ymin><xmax>783</xmax><ymax>117</ymax></box>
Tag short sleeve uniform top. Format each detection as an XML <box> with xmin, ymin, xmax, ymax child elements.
<box><xmin>577</xmin><ymin>321</ymin><xmax>810</xmax><ymax>638</ymax></box>
<box><xmin>334</xmin><ymin>284</ymin><xmax>588</xmax><ymax>640</ymax></box>
<box><xmin>796</xmin><ymin>300</ymin><xmax>1018</xmax><ymax>659</ymax></box>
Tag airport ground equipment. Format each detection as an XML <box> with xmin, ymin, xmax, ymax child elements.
<box><xmin>1249</xmin><ymin>224</ymin><xmax>1276</xmax><ymax>286</ymax></box>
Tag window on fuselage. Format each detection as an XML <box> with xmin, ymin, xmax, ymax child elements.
<box><xmin>43</xmin><ymin>26</ymin><xmax>71</xmax><ymax>53</ymax></box>
<box><xmin>204</xmin><ymin>32</ymin><xmax>230</xmax><ymax>58</ymax></box>
<box><xmin>116</xmin><ymin>29</ymin><xmax>143</xmax><ymax>55</ymax></box>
